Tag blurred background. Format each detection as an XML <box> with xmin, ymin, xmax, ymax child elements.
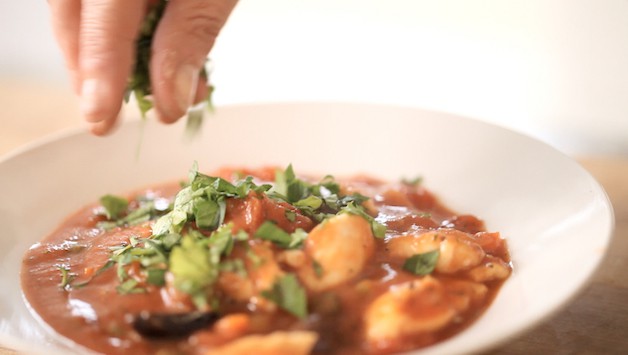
<box><xmin>1</xmin><ymin>0</ymin><xmax>627</xmax><ymax>156</ymax></box>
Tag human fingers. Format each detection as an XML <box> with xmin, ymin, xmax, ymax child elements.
<box><xmin>89</xmin><ymin>113</ymin><xmax>120</xmax><ymax>136</ymax></box>
<box><xmin>150</xmin><ymin>0</ymin><xmax>237</xmax><ymax>123</ymax></box>
<box><xmin>79</xmin><ymin>0</ymin><xmax>147</xmax><ymax>130</ymax></box>
<box><xmin>48</xmin><ymin>0</ymin><xmax>81</xmax><ymax>94</ymax></box>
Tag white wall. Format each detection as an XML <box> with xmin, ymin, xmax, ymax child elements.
<box><xmin>2</xmin><ymin>0</ymin><xmax>627</xmax><ymax>156</ymax></box>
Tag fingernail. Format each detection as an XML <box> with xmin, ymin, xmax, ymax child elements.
<box><xmin>80</xmin><ymin>79</ymin><xmax>108</xmax><ymax>123</ymax></box>
<box><xmin>174</xmin><ymin>64</ymin><xmax>199</xmax><ymax>114</ymax></box>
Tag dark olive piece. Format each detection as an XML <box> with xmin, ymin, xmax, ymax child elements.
<box><xmin>132</xmin><ymin>311</ymin><xmax>220</xmax><ymax>338</ymax></box>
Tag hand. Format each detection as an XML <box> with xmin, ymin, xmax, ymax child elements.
<box><xmin>48</xmin><ymin>0</ymin><xmax>237</xmax><ymax>135</ymax></box>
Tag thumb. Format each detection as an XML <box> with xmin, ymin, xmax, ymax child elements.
<box><xmin>150</xmin><ymin>0</ymin><xmax>237</xmax><ymax>123</ymax></box>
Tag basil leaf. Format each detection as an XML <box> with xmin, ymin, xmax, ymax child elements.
<box><xmin>294</xmin><ymin>195</ymin><xmax>323</xmax><ymax>211</ymax></box>
<box><xmin>146</xmin><ymin>268</ymin><xmax>166</xmax><ymax>286</ymax></box>
<box><xmin>185</xmin><ymin>105</ymin><xmax>204</xmax><ymax>139</ymax></box>
<box><xmin>193</xmin><ymin>198</ymin><xmax>220</xmax><ymax>229</ymax></box>
<box><xmin>288</xmin><ymin>229</ymin><xmax>308</xmax><ymax>249</ymax></box>
<box><xmin>402</xmin><ymin>176</ymin><xmax>423</xmax><ymax>186</ymax></box>
<box><xmin>116</xmin><ymin>278</ymin><xmax>145</xmax><ymax>294</ymax></box>
<box><xmin>208</xmin><ymin>223</ymin><xmax>235</xmax><ymax>257</ymax></box>
<box><xmin>312</xmin><ymin>260</ymin><xmax>324</xmax><ymax>278</ymax></box>
<box><xmin>261</xmin><ymin>274</ymin><xmax>308</xmax><ymax>319</ymax></box>
<box><xmin>57</xmin><ymin>265</ymin><xmax>74</xmax><ymax>290</ymax></box>
<box><xmin>339</xmin><ymin>202</ymin><xmax>386</xmax><ymax>238</ymax></box>
<box><xmin>100</xmin><ymin>194</ymin><xmax>129</xmax><ymax>220</ymax></box>
<box><xmin>169</xmin><ymin>236</ymin><xmax>216</xmax><ymax>296</ymax></box>
<box><xmin>285</xmin><ymin>210</ymin><xmax>297</xmax><ymax>222</ymax></box>
<box><xmin>219</xmin><ymin>259</ymin><xmax>247</xmax><ymax>277</ymax></box>
<box><xmin>152</xmin><ymin>164</ymin><xmax>268</xmax><ymax>237</ymax></box>
<box><xmin>402</xmin><ymin>250</ymin><xmax>440</xmax><ymax>275</ymax></box>
<box><xmin>274</xmin><ymin>164</ymin><xmax>307</xmax><ymax>203</ymax></box>
<box><xmin>255</xmin><ymin>221</ymin><xmax>291</xmax><ymax>247</ymax></box>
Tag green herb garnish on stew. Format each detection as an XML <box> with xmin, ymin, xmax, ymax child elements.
<box><xmin>84</xmin><ymin>163</ymin><xmax>385</xmax><ymax>317</ymax></box>
<box><xmin>100</xmin><ymin>194</ymin><xmax>129</xmax><ymax>220</ymax></box>
<box><xmin>261</xmin><ymin>274</ymin><xmax>308</xmax><ymax>319</ymax></box>
<box><xmin>403</xmin><ymin>250</ymin><xmax>440</xmax><ymax>275</ymax></box>
<box><xmin>254</xmin><ymin>221</ymin><xmax>307</xmax><ymax>249</ymax></box>
<box><xmin>269</xmin><ymin>165</ymin><xmax>386</xmax><ymax>237</ymax></box>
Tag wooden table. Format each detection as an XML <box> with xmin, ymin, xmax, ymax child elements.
<box><xmin>1</xmin><ymin>81</ymin><xmax>626</xmax><ymax>354</ymax></box>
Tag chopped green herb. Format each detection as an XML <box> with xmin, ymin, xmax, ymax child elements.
<box><xmin>146</xmin><ymin>268</ymin><xmax>166</xmax><ymax>286</ymax></box>
<box><xmin>193</xmin><ymin>199</ymin><xmax>221</xmax><ymax>229</ymax></box>
<box><xmin>152</xmin><ymin>169</ymin><xmax>269</xmax><ymax>237</ymax></box>
<box><xmin>126</xmin><ymin>0</ymin><xmax>214</xmax><ymax>139</ymax></box>
<box><xmin>57</xmin><ymin>265</ymin><xmax>74</xmax><ymax>290</ymax></box>
<box><xmin>285</xmin><ymin>210</ymin><xmax>297</xmax><ymax>222</ymax></box>
<box><xmin>255</xmin><ymin>221</ymin><xmax>292</xmax><ymax>247</ymax></box>
<box><xmin>270</xmin><ymin>165</ymin><xmax>378</xmax><ymax>233</ymax></box>
<box><xmin>255</xmin><ymin>221</ymin><xmax>307</xmax><ymax>249</ymax></box>
<box><xmin>93</xmin><ymin>163</ymin><xmax>399</xmax><ymax>316</ymax></box>
<box><xmin>234</xmin><ymin>230</ymin><xmax>249</xmax><ymax>241</ymax></box>
<box><xmin>184</xmin><ymin>104</ymin><xmax>204</xmax><ymax>139</ymax></box>
<box><xmin>116</xmin><ymin>278</ymin><xmax>145</xmax><ymax>295</ymax></box>
<box><xmin>246</xmin><ymin>247</ymin><xmax>264</xmax><ymax>268</ymax></box>
<box><xmin>219</xmin><ymin>259</ymin><xmax>247</xmax><ymax>277</ymax></box>
<box><xmin>402</xmin><ymin>176</ymin><xmax>423</xmax><ymax>186</ymax></box>
<box><xmin>288</xmin><ymin>228</ymin><xmax>308</xmax><ymax>249</ymax></box>
<box><xmin>167</xmin><ymin>224</ymin><xmax>241</xmax><ymax>308</ymax></box>
<box><xmin>98</xmin><ymin>196</ymin><xmax>165</xmax><ymax>231</ymax></box>
<box><xmin>169</xmin><ymin>236</ymin><xmax>216</xmax><ymax>297</ymax></box>
<box><xmin>402</xmin><ymin>250</ymin><xmax>440</xmax><ymax>275</ymax></box>
<box><xmin>100</xmin><ymin>194</ymin><xmax>129</xmax><ymax>220</ymax></box>
<box><xmin>312</xmin><ymin>260</ymin><xmax>324</xmax><ymax>278</ymax></box>
<box><xmin>339</xmin><ymin>202</ymin><xmax>386</xmax><ymax>238</ymax></box>
<box><xmin>208</xmin><ymin>223</ymin><xmax>236</xmax><ymax>258</ymax></box>
<box><xmin>293</xmin><ymin>195</ymin><xmax>323</xmax><ymax>212</ymax></box>
<box><xmin>261</xmin><ymin>274</ymin><xmax>308</xmax><ymax>319</ymax></box>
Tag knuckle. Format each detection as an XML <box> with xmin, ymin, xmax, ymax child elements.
<box><xmin>184</xmin><ymin>13</ymin><xmax>223</xmax><ymax>44</ymax></box>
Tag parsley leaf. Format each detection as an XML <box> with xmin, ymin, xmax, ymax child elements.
<box><xmin>402</xmin><ymin>250</ymin><xmax>440</xmax><ymax>275</ymax></box>
<box><xmin>261</xmin><ymin>274</ymin><xmax>308</xmax><ymax>319</ymax></box>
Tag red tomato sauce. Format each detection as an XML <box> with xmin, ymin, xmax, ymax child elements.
<box><xmin>21</xmin><ymin>167</ymin><xmax>511</xmax><ymax>354</ymax></box>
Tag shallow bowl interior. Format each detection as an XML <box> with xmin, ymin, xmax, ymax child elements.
<box><xmin>0</xmin><ymin>103</ymin><xmax>614</xmax><ymax>354</ymax></box>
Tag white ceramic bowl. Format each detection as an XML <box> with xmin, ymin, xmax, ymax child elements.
<box><xmin>0</xmin><ymin>103</ymin><xmax>614</xmax><ymax>354</ymax></box>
